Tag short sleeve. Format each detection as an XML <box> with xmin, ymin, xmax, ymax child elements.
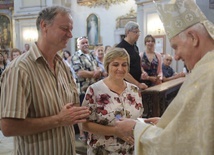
<box><xmin>82</xmin><ymin>86</ymin><xmax>97</xmax><ymax>121</ymax></box>
<box><xmin>0</xmin><ymin>66</ymin><xmax>30</xmax><ymax>119</ymax></box>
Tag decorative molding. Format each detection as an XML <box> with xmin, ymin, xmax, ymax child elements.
<box><xmin>0</xmin><ymin>0</ymin><xmax>13</xmax><ymax>9</ymax></box>
<box><xmin>77</xmin><ymin>0</ymin><xmax>128</xmax><ymax>9</ymax></box>
<box><xmin>135</xmin><ymin>0</ymin><xmax>161</xmax><ymax>6</ymax></box>
<box><xmin>210</xmin><ymin>0</ymin><xmax>214</xmax><ymax>9</ymax></box>
<box><xmin>116</xmin><ymin>8</ymin><xmax>136</xmax><ymax>28</ymax></box>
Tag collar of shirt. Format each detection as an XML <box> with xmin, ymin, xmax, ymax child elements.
<box><xmin>30</xmin><ymin>42</ymin><xmax>63</xmax><ymax>64</ymax></box>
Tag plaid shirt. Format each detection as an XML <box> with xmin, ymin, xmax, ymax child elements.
<box><xmin>71</xmin><ymin>50</ymin><xmax>99</xmax><ymax>94</ymax></box>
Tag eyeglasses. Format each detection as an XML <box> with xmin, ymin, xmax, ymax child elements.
<box><xmin>130</xmin><ymin>30</ymin><xmax>141</xmax><ymax>34</ymax></box>
<box><xmin>77</xmin><ymin>36</ymin><xmax>88</xmax><ymax>41</ymax></box>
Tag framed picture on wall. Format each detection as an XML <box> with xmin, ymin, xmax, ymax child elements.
<box><xmin>210</xmin><ymin>0</ymin><xmax>214</xmax><ymax>9</ymax></box>
<box><xmin>87</xmin><ymin>13</ymin><xmax>99</xmax><ymax>46</ymax></box>
<box><xmin>154</xmin><ymin>35</ymin><xmax>166</xmax><ymax>55</ymax></box>
<box><xmin>0</xmin><ymin>14</ymin><xmax>12</xmax><ymax>48</ymax></box>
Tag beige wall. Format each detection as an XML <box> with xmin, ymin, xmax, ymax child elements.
<box><xmin>21</xmin><ymin>0</ymin><xmax>46</xmax><ymax>7</ymax></box>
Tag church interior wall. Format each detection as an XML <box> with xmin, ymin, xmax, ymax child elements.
<box><xmin>1</xmin><ymin>0</ymin><xmax>213</xmax><ymax>73</ymax></box>
<box><xmin>136</xmin><ymin>0</ymin><xmax>214</xmax><ymax>72</ymax></box>
<box><xmin>70</xmin><ymin>0</ymin><xmax>137</xmax><ymax>53</ymax></box>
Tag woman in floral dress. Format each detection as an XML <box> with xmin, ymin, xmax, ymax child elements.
<box><xmin>140</xmin><ymin>35</ymin><xmax>163</xmax><ymax>87</ymax></box>
<box><xmin>82</xmin><ymin>47</ymin><xmax>144</xmax><ymax>155</ymax></box>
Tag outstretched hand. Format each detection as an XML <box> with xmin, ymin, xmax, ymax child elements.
<box><xmin>114</xmin><ymin>118</ymin><xmax>136</xmax><ymax>144</ymax></box>
<box><xmin>144</xmin><ymin>117</ymin><xmax>160</xmax><ymax>125</ymax></box>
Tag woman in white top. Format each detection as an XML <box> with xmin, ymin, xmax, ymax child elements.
<box><xmin>82</xmin><ymin>47</ymin><xmax>144</xmax><ymax>155</ymax></box>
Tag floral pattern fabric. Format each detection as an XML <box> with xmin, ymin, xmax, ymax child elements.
<box><xmin>141</xmin><ymin>52</ymin><xmax>159</xmax><ymax>77</ymax></box>
<box><xmin>141</xmin><ymin>52</ymin><xmax>159</xmax><ymax>87</ymax></box>
<box><xmin>82</xmin><ymin>80</ymin><xmax>143</xmax><ymax>155</ymax></box>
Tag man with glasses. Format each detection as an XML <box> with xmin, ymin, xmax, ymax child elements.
<box><xmin>162</xmin><ymin>54</ymin><xmax>185</xmax><ymax>82</ymax></box>
<box><xmin>71</xmin><ymin>36</ymin><xmax>102</xmax><ymax>141</ymax></box>
<box><xmin>116</xmin><ymin>21</ymin><xmax>148</xmax><ymax>90</ymax></box>
<box><xmin>0</xmin><ymin>6</ymin><xmax>90</xmax><ymax>155</ymax></box>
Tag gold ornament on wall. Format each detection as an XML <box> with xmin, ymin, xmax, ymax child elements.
<box><xmin>116</xmin><ymin>8</ymin><xmax>136</xmax><ymax>28</ymax></box>
<box><xmin>77</xmin><ymin>0</ymin><xmax>128</xmax><ymax>9</ymax></box>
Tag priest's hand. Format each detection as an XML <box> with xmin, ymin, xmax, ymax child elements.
<box><xmin>144</xmin><ymin>117</ymin><xmax>160</xmax><ymax>125</ymax></box>
<box><xmin>114</xmin><ymin>118</ymin><xmax>136</xmax><ymax>138</ymax></box>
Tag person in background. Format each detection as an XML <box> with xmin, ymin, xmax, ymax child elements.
<box><xmin>116</xmin><ymin>21</ymin><xmax>148</xmax><ymax>90</ymax></box>
<box><xmin>0</xmin><ymin>52</ymin><xmax>6</xmax><ymax>76</ymax></box>
<box><xmin>71</xmin><ymin>36</ymin><xmax>102</xmax><ymax>142</ymax></box>
<box><xmin>2</xmin><ymin>49</ymin><xmax>10</xmax><ymax>66</ymax></box>
<box><xmin>183</xmin><ymin>64</ymin><xmax>189</xmax><ymax>74</ymax></box>
<box><xmin>62</xmin><ymin>49</ymin><xmax>76</xmax><ymax>80</ymax></box>
<box><xmin>63</xmin><ymin>50</ymin><xmax>71</xmax><ymax>65</ymax></box>
<box><xmin>104</xmin><ymin>45</ymin><xmax>111</xmax><ymax>54</ymax></box>
<box><xmin>140</xmin><ymin>34</ymin><xmax>163</xmax><ymax>87</ymax></box>
<box><xmin>23</xmin><ymin>43</ymin><xmax>30</xmax><ymax>53</ymax></box>
<box><xmin>82</xmin><ymin>47</ymin><xmax>144</xmax><ymax>155</ymax></box>
<box><xmin>10</xmin><ymin>48</ymin><xmax>22</xmax><ymax>61</ymax></box>
<box><xmin>0</xmin><ymin>6</ymin><xmax>90</xmax><ymax>155</ymax></box>
<box><xmin>162</xmin><ymin>54</ymin><xmax>185</xmax><ymax>82</ymax></box>
<box><xmin>115</xmin><ymin>0</ymin><xmax>214</xmax><ymax>154</ymax></box>
<box><xmin>94</xmin><ymin>45</ymin><xmax>107</xmax><ymax>78</ymax></box>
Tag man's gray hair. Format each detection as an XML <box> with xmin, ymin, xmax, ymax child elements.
<box><xmin>124</xmin><ymin>21</ymin><xmax>139</xmax><ymax>35</ymax></box>
<box><xmin>36</xmin><ymin>6</ymin><xmax>71</xmax><ymax>32</ymax></box>
<box><xmin>163</xmin><ymin>54</ymin><xmax>172</xmax><ymax>60</ymax></box>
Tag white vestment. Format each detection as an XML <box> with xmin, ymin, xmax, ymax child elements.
<box><xmin>134</xmin><ymin>51</ymin><xmax>214</xmax><ymax>155</ymax></box>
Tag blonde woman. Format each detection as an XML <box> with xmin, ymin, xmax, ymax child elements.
<box><xmin>94</xmin><ymin>45</ymin><xmax>107</xmax><ymax>78</ymax></box>
<box><xmin>82</xmin><ymin>47</ymin><xmax>144</xmax><ymax>155</ymax></box>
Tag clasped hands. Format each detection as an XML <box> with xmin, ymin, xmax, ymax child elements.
<box><xmin>93</xmin><ymin>67</ymin><xmax>102</xmax><ymax>79</ymax></box>
<box><xmin>141</xmin><ymin>71</ymin><xmax>162</xmax><ymax>85</ymax></box>
<box><xmin>57</xmin><ymin>103</ymin><xmax>90</xmax><ymax>127</ymax></box>
<box><xmin>176</xmin><ymin>72</ymin><xmax>186</xmax><ymax>78</ymax></box>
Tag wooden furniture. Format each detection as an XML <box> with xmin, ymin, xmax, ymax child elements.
<box><xmin>141</xmin><ymin>77</ymin><xmax>185</xmax><ymax>118</ymax></box>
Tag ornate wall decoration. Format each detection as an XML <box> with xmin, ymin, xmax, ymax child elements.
<box><xmin>0</xmin><ymin>0</ymin><xmax>13</xmax><ymax>49</ymax></box>
<box><xmin>77</xmin><ymin>0</ymin><xmax>128</xmax><ymax>9</ymax></box>
<box><xmin>0</xmin><ymin>0</ymin><xmax>13</xmax><ymax>9</ymax></box>
<box><xmin>210</xmin><ymin>0</ymin><xmax>214</xmax><ymax>9</ymax></box>
<box><xmin>0</xmin><ymin>14</ymin><xmax>12</xmax><ymax>48</ymax></box>
<box><xmin>116</xmin><ymin>8</ymin><xmax>136</xmax><ymax>28</ymax></box>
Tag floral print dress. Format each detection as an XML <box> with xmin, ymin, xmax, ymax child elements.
<box><xmin>82</xmin><ymin>80</ymin><xmax>144</xmax><ymax>155</ymax></box>
<box><xmin>141</xmin><ymin>52</ymin><xmax>159</xmax><ymax>87</ymax></box>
